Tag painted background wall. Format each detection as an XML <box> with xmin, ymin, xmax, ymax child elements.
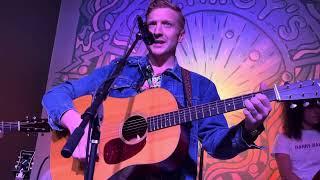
<box><xmin>0</xmin><ymin>1</ymin><xmax>60</xmax><ymax>179</ymax></box>
<box><xmin>33</xmin><ymin>0</ymin><xmax>320</xmax><ymax>179</ymax></box>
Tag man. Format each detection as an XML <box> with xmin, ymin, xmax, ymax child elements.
<box><xmin>42</xmin><ymin>0</ymin><xmax>272</xmax><ymax>179</ymax></box>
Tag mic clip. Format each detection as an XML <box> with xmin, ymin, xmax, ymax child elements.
<box><xmin>145</xmin><ymin>64</ymin><xmax>153</xmax><ymax>79</ymax></box>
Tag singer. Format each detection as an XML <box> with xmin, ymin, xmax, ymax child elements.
<box><xmin>42</xmin><ymin>0</ymin><xmax>272</xmax><ymax>179</ymax></box>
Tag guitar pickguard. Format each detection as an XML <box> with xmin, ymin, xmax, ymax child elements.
<box><xmin>104</xmin><ymin>138</ymin><xmax>146</xmax><ymax>164</ymax></box>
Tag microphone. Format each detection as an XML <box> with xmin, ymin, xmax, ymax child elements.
<box><xmin>137</xmin><ymin>15</ymin><xmax>155</xmax><ymax>45</ymax></box>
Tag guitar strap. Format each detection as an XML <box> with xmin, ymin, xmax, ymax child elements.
<box><xmin>181</xmin><ymin>68</ymin><xmax>204</xmax><ymax>180</ymax></box>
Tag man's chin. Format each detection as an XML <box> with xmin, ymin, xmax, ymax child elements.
<box><xmin>149</xmin><ymin>49</ymin><xmax>166</xmax><ymax>56</ymax></box>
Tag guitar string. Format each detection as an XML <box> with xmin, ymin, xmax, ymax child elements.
<box><xmin>1</xmin><ymin>90</ymin><xmax>273</xmax><ymax>128</ymax></box>
<box><xmin>2</xmin><ymin>90</ymin><xmax>277</xmax><ymax>137</ymax></box>
<box><xmin>117</xmin><ymin>89</ymin><xmax>276</xmax><ymax>130</ymax></box>
<box><xmin>5</xmin><ymin>86</ymin><xmax>310</xmax><ymax>138</ymax></box>
<box><xmin>5</xmin><ymin>84</ymin><xmax>318</xmax><ymax>139</ymax></box>
<box><xmin>98</xmin><ymin>90</ymin><xmax>278</xmax><ymax>138</ymax></box>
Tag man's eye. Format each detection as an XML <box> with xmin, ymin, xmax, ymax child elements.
<box><xmin>163</xmin><ymin>23</ymin><xmax>172</xmax><ymax>27</ymax></box>
<box><xmin>148</xmin><ymin>24</ymin><xmax>156</xmax><ymax>30</ymax></box>
<box><xmin>148</xmin><ymin>23</ymin><xmax>156</xmax><ymax>27</ymax></box>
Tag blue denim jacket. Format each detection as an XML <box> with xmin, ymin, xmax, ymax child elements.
<box><xmin>42</xmin><ymin>56</ymin><xmax>260</xmax><ymax>179</ymax></box>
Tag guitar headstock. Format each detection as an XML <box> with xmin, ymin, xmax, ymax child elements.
<box><xmin>20</xmin><ymin>116</ymin><xmax>51</xmax><ymax>133</ymax></box>
<box><xmin>275</xmin><ymin>79</ymin><xmax>320</xmax><ymax>101</ymax></box>
<box><xmin>12</xmin><ymin>150</ymin><xmax>34</xmax><ymax>180</ymax></box>
<box><xmin>0</xmin><ymin>116</ymin><xmax>50</xmax><ymax>136</ymax></box>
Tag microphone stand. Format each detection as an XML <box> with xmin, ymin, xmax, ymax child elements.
<box><xmin>61</xmin><ymin>30</ymin><xmax>145</xmax><ymax>180</ymax></box>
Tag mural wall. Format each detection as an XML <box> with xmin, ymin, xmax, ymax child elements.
<box><xmin>40</xmin><ymin>0</ymin><xmax>320</xmax><ymax>179</ymax></box>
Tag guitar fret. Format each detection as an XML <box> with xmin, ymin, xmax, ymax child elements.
<box><xmin>195</xmin><ymin>107</ymin><xmax>198</xmax><ymax>119</ymax></box>
<box><xmin>223</xmin><ymin>100</ymin><xmax>227</xmax><ymax>112</ymax></box>
<box><xmin>155</xmin><ymin>117</ymin><xmax>157</xmax><ymax>130</ymax></box>
<box><xmin>179</xmin><ymin>111</ymin><xmax>186</xmax><ymax>124</ymax></box>
<box><xmin>148</xmin><ymin>117</ymin><xmax>151</xmax><ymax>131</ymax></box>
<box><xmin>201</xmin><ymin>106</ymin><xmax>204</xmax><ymax>118</ymax></box>
<box><xmin>241</xmin><ymin>96</ymin><xmax>245</xmax><ymax>107</ymax></box>
<box><xmin>216</xmin><ymin>101</ymin><xmax>219</xmax><ymax>114</ymax></box>
<box><xmin>161</xmin><ymin>115</ymin><xmax>164</xmax><ymax>129</ymax></box>
<box><xmin>176</xmin><ymin>111</ymin><xmax>178</xmax><ymax>124</ymax></box>
<box><xmin>165</xmin><ymin>116</ymin><xmax>169</xmax><ymax>128</ymax></box>
<box><xmin>225</xmin><ymin>100</ymin><xmax>233</xmax><ymax>112</ymax></box>
<box><xmin>153</xmin><ymin>117</ymin><xmax>156</xmax><ymax>131</ymax></box>
<box><xmin>175</xmin><ymin>112</ymin><xmax>178</xmax><ymax>125</ymax></box>
<box><xmin>150</xmin><ymin>118</ymin><xmax>153</xmax><ymax>131</ymax></box>
<box><xmin>208</xmin><ymin>104</ymin><xmax>212</xmax><ymax>116</ymax></box>
<box><xmin>232</xmin><ymin>98</ymin><xmax>236</xmax><ymax>110</ymax></box>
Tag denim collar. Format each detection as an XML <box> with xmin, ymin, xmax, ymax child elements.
<box><xmin>127</xmin><ymin>55</ymin><xmax>182</xmax><ymax>82</ymax></box>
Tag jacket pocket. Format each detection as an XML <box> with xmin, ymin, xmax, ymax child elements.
<box><xmin>109</xmin><ymin>76</ymin><xmax>138</xmax><ymax>97</ymax></box>
<box><xmin>111</xmin><ymin>77</ymin><xmax>134</xmax><ymax>89</ymax></box>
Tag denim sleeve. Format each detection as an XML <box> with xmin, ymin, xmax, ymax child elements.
<box><xmin>42</xmin><ymin>60</ymin><xmax>118</xmax><ymax>130</ymax></box>
<box><xmin>198</xmin><ymin>81</ymin><xmax>263</xmax><ymax>160</ymax></box>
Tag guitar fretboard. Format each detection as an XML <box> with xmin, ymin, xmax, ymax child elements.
<box><xmin>1</xmin><ymin>121</ymin><xmax>20</xmax><ymax>132</ymax></box>
<box><xmin>147</xmin><ymin>89</ymin><xmax>276</xmax><ymax>131</ymax></box>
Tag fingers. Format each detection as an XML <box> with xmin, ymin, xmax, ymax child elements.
<box><xmin>244</xmin><ymin>99</ymin><xmax>263</xmax><ymax>121</ymax></box>
<box><xmin>256</xmin><ymin>93</ymin><xmax>272</xmax><ymax>114</ymax></box>
<box><xmin>245</xmin><ymin>94</ymin><xmax>271</xmax><ymax>115</ymax></box>
<box><xmin>244</xmin><ymin>92</ymin><xmax>272</xmax><ymax>130</ymax></box>
<box><xmin>72</xmin><ymin>125</ymin><xmax>89</xmax><ymax>160</ymax></box>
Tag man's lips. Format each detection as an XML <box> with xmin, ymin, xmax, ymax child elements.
<box><xmin>154</xmin><ymin>39</ymin><xmax>165</xmax><ymax>44</ymax></box>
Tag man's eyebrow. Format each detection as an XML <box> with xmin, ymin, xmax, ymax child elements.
<box><xmin>162</xmin><ymin>20</ymin><xmax>173</xmax><ymax>24</ymax></box>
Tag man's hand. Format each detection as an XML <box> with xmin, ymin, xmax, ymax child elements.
<box><xmin>243</xmin><ymin>82</ymin><xmax>272</xmax><ymax>131</ymax></box>
<box><xmin>61</xmin><ymin>110</ymin><xmax>89</xmax><ymax>160</ymax></box>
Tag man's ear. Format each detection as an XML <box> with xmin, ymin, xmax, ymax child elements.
<box><xmin>178</xmin><ymin>29</ymin><xmax>185</xmax><ymax>43</ymax></box>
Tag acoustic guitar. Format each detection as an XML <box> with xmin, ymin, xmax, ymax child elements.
<box><xmin>50</xmin><ymin>79</ymin><xmax>320</xmax><ymax>179</ymax></box>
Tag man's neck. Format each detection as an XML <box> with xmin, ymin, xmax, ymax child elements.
<box><xmin>148</xmin><ymin>54</ymin><xmax>176</xmax><ymax>75</ymax></box>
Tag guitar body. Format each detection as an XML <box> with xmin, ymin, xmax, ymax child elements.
<box><xmin>50</xmin><ymin>88</ymin><xmax>184</xmax><ymax>179</ymax></box>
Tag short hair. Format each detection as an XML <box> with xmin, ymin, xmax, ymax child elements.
<box><xmin>146</xmin><ymin>0</ymin><xmax>185</xmax><ymax>30</ymax></box>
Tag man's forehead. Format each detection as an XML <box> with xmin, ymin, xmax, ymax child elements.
<box><xmin>147</xmin><ymin>8</ymin><xmax>180</xmax><ymax>22</ymax></box>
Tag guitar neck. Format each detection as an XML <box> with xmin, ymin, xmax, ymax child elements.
<box><xmin>147</xmin><ymin>89</ymin><xmax>276</xmax><ymax>132</ymax></box>
<box><xmin>1</xmin><ymin>121</ymin><xmax>20</xmax><ymax>133</ymax></box>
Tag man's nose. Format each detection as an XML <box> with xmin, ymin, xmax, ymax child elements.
<box><xmin>152</xmin><ymin>24</ymin><xmax>163</xmax><ymax>37</ymax></box>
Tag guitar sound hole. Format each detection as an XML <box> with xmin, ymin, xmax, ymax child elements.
<box><xmin>122</xmin><ymin>115</ymin><xmax>147</xmax><ymax>142</ymax></box>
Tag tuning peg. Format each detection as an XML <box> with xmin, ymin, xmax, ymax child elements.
<box><xmin>290</xmin><ymin>103</ymin><xmax>298</xmax><ymax>109</ymax></box>
<box><xmin>303</xmin><ymin>101</ymin><xmax>310</xmax><ymax>107</ymax></box>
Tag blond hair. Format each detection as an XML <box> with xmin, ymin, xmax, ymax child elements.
<box><xmin>146</xmin><ymin>0</ymin><xmax>185</xmax><ymax>30</ymax></box>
